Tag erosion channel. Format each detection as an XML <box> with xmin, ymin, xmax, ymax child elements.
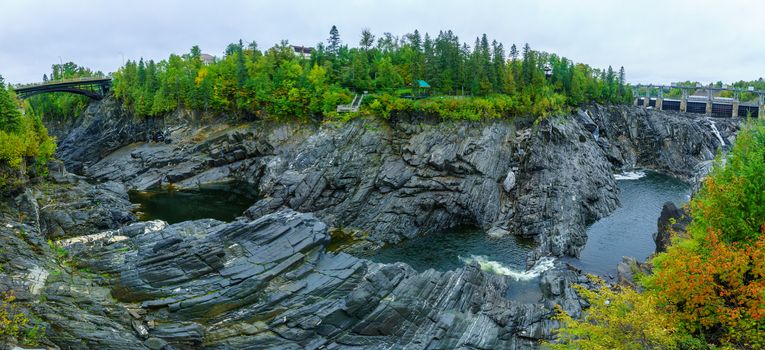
<box><xmin>0</xmin><ymin>100</ymin><xmax>741</xmax><ymax>349</ymax></box>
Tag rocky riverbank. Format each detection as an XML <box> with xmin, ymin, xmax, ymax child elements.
<box><xmin>1</xmin><ymin>173</ymin><xmax>587</xmax><ymax>349</ymax></box>
<box><xmin>0</xmin><ymin>101</ymin><xmax>740</xmax><ymax>349</ymax></box>
<box><xmin>54</xmin><ymin>99</ymin><xmax>738</xmax><ymax>257</ymax></box>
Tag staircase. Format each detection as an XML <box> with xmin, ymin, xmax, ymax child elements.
<box><xmin>336</xmin><ymin>92</ymin><xmax>367</xmax><ymax>113</ymax></box>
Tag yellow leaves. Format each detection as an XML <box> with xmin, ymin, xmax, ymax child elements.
<box><xmin>0</xmin><ymin>291</ymin><xmax>29</xmax><ymax>341</ymax></box>
<box><xmin>567</xmin><ymin>123</ymin><xmax>765</xmax><ymax>348</ymax></box>
<box><xmin>194</xmin><ymin>67</ymin><xmax>209</xmax><ymax>87</ymax></box>
<box><xmin>548</xmin><ymin>278</ymin><xmax>678</xmax><ymax>350</ymax></box>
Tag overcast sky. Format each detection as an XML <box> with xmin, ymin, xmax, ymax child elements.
<box><xmin>1</xmin><ymin>0</ymin><xmax>764</xmax><ymax>85</ymax></box>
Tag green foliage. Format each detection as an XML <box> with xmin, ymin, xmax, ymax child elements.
<box><xmin>25</xmin><ymin>62</ymin><xmax>105</xmax><ymax>120</ymax></box>
<box><xmin>0</xmin><ymin>292</ymin><xmax>29</xmax><ymax>343</ymax></box>
<box><xmin>547</xmin><ymin>278</ymin><xmax>678</xmax><ymax>350</ymax></box>
<box><xmin>47</xmin><ymin>239</ymin><xmax>68</xmax><ymax>259</ymax></box>
<box><xmin>645</xmin><ymin>121</ymin><xmax>765</xmax><ymax>348</ymax></box>
<box><xmin>553</xmin><ymin>121</ymin><xmax>765</xmax><ymax>349</ymax></box>
<box><xmin>687</xmin><ymin>121</ymin><xmax>765</xmax><ymax>244</ymax></box>
<box><xmin>102</xmin><ymin>28</ymin><xmax>629</xmax><ymax>121</ymax></box>
<box><xmin>0</xmin><ymin>78</ymin><xmax>56</xmax><ymax>194</ymax></box>
<box><xmin>0</xmin><ymin>80</ymin><xmax>22</xmax><ymax>133</ymax></box>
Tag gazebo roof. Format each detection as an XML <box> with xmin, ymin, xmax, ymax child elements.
<box><xmin>416</xmin><ymin>80</ymin><xmax>431</xmax><ymax>88</ymax></box>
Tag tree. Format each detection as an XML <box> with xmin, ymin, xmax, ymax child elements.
<box><xmin>548</xmin><ymin>280</ymin><xmax>679</xmax><ymax>350</ymax></box>
<box><xmin>408</xmin><ymin>29</ymin><xmax>422</xmax><ymax>52</ymax></box>
<box><xmin>618</xmin><ymin>66</ymin><xmax>626</xmax><ymax>100</ymax></box>
<box><xmin>328</xmin><ymin>25</ymin><xmax>341</xmax><ymax>54</ymax></box>
<box><xmin>374</xmin><ymin>57</ymin><xmax>403</xmax><ymax>90</ymax></box>
<box><xmin>190</xmin><ymin>45</ymin><xmax>202</xmax><ymax>60</ymax></box>
<box><xmin>0</xmin><ymin>84</ymin><xmax>22</xmax><ymax>132</ymax></box>
<box><xmin>359</xmin><ymin>28</ymin><xmax>375</xmax><ymax>51</ymax></box>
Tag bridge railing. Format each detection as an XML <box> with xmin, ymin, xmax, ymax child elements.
<box><xmin>14</xmin><ymin>76</ymin><xmax>111</xmax><ymax>90</ymax></box>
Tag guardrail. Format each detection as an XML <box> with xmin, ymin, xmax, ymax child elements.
<box><xmin>14</xmin><ymin>76</ymin><xmax>111</xmax><ymax>89</ymax></box>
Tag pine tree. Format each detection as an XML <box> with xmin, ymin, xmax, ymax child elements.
<box><xmin>0</xmin><ymin>84</ymin><xmax>22</xmax><ymax>133</ymax></box>
<box><xmin>509</xmin><ymin>44</ymin><xmax>519</xmax><ymax>62</ymax></box>
<box><xmin>328</xmin><ymin>25</ymin><xmax>341</xmax><ymax>54</ymax></box>
<box><xmin>618</xmin><ymin>66</ymin><xmax>626</xmax><ymax>100</ymax></box>
<box><xmin>359</xmin><ymin>28</ymin><xmax>375</xmax><ymax>51</ymax></box>
<box><xmin>492</xmin><ymin>40</ymin><xmax>505</xmax><ymax>93</ymax></box>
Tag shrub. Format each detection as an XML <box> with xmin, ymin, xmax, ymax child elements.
<box><xmin>548</xmin><ymin>278</ymin><xmax>678</xmax><ymax>350</ymax></box>
<box><xmin>0</xmin><ymin>292</ymin><xmax>29</xmax><ymax>342</ymax></box>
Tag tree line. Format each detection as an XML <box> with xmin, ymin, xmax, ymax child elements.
<box><xmin>0</xmin><ymin>74</ymin><xmax>56</xmax><ymax>193</ymax></box>
<box><xmin>110</xmin><ymin>26</ymin><xmax>631</xmax><ymax>120</ymax></box>
<box><xmin>24</xmin><ymin>62</ymin><xmax>105</xmax><ymax>120</ymax></box>
<box><xmin>29</xmin><ymin>27</ymin><xmax>633</xmax><ymax>121</ymax></box>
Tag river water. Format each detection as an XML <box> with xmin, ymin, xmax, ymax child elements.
<box><xmin>128</xmin><ymin>181</ymin><xmax>259</xmax><ymax>224</ymax></box>
<box><xmin>130</xmin><ymin>172</ymin><xmax>689</xmax><ymax>298</ymax></box>
<box><xmin>366</xmin><ymin>170</ymin><xmax>689</xmax><ymax>299</ymax></box>
<box><xmin>571</xmin><ymin>170</ymin><xmax>690</xmax><ymax>276</ymax></box>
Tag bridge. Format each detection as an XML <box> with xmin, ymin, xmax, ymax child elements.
<box><xmin>14</xmin><ymin>77</ymin><xmax>112</xmax><ymax>100</ymax></box>
<box><xmin>633</xmin><ymin>84</ymin><xmax>765</xmax><ymax>118</ymax></box>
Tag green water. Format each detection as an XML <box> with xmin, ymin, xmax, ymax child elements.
<box><xmin>364</xmin><ymin>170</ymin><xmax>690</xmax><ymax>301</ymax></box>
<box><xmin>129</xmin><ymin>181</ymin><xmax>259</xmax><ymax>224</ymax></box>
<box><xmin>367</xmin><ymin>226</ymin><xmax>545</xmax><ymax>302</ymax></box>
<box><xmin>369</xmin><ymin>226</ymin><xmax>535</xmax><ymax>272</ymax></box>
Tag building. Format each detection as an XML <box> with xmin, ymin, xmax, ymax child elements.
<box><xmin>291</xmin><ymin>45</ymin><xmax>313</xmax><ymax>59</ymax></box>
<box><xmin>200</xmin><ymin>53</ymin><xmax>215</xmax><ymax>65</ymax></box>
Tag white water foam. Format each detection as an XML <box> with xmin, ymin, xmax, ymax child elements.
<box><xmin>459</xmin><ymin>255</ymin><xmax>555</xmax><ymax>281</ymax></box>
<box><xmin>613</xmin><ymin>170</ymin><xmax>646</xmax><ymax>180</ymax></box>
<box><xmin>708</xmin><ymin>120</ymin><xmax>726</xmax><ymax>147</ymax></box>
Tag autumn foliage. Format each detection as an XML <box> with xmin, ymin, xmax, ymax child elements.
<box><xmin>648</xmin><ymin>121</ymin><xmax>765</xmax><ymax>348</ymax></box>
<box><xmin>552</xmin><ymin>121</ymin><xmax>765</xmax><ymax>349</ymax></box>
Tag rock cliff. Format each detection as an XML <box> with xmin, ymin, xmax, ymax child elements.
<box><xmin>5</xmin><ymin>100</ymin><xmax>737</xmax><ymax>349</ymax></box>
<box><xmin>53</xmin><ymin>99</ymin><xmax>739</xmax><ymax>257</ymax></box>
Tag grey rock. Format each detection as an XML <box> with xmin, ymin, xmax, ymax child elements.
<box><xmin>654</xmin><ymin>201</ymin><xmax>692</xmax><ymax>254</ymax></box>
<box><xmin>503</xmin><ymin>170</ymin><xmax>516</xmax><ymax>192</ymax></box>
<box><xmin>144</xmin><ymin>337</ymin><xmax>168</xmax><ymax>350</ymax></box>
<box><xmin>52</xmin><ymin>103</ymin><xmax>740</xmax><ymax>258</ymax></box>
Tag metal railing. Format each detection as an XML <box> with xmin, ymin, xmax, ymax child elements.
<box><xmin>14</xmin><ymin>76</ymin><xmax>110</xmax><ymax>89</ymax></box>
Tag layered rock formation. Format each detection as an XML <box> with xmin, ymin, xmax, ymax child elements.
<box><xmin>4</xmin><ymin>100</ymin><xmax>736</xmax><ymax>349</ymax></box>
<box><xmin>1</xmin><ymin>180</ymin><xmax>586</xmax><ymax>349</ymax></box>
<box><xmin>53</xmin><ymin>99</ymin><xmax>739</xmax><ymax>257</ymax></box>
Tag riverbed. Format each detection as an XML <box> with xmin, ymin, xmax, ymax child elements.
<box><xmin>128</xmin><ymin>181</ymin><xmax>259</xmax><ymax>224</ymax></box>
<box><xmin>129</xmin><ymin>171</ymin><xmax>690</xmax><ymax>291</ymax></box>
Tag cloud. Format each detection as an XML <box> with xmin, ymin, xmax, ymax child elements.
<box><xmin>1</xmin><ymin>0</ymin><xmax>763</xmax><ymax>84</ymax></box>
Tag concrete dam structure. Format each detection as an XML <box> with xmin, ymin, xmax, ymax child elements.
<box><xmin>634</xmin><ymin>84</ymin><xmax>765</xmax><ymax>118</ymax></box>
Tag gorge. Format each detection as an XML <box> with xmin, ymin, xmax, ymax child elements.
<box><xmin>0</xmin><ymin>96</ymin><xmax>741</xmax><ymax>349</ymax></box>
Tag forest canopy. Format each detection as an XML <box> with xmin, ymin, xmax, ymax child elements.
<box><xmin>29</xmin><ymin>27</ymin><xmax>633</xmax><ymax>121</ymax></box>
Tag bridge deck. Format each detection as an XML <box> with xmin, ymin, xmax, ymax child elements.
<box><xmin>14</xmin><ymin>77</ymin><xmax>112</xmax><ymax>93</ymax></box>
<box><xmin>14</xmin><ymin>77</ymin><xmax>112</xmax><ymax>100</ymax></box>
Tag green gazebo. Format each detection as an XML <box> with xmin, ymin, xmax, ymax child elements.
<box><xmin>415</xmin><ymin>79</ymin><xmax>430</xmax><ymax>98</ymax></box>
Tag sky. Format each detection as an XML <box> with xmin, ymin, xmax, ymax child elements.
<box><xmin>1</xmin><ymin>0</ymin><xmax>764</xmax><ymax>85</ymax></box>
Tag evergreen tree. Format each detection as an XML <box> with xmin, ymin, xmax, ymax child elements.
<box><xmin>509</xmin><ymin>44</ymin><xmax>519</xmax><ymax>62</ymax></box>
<box><xmin>328</xmin><ymin>25</ymin><xmax>341</xmax><ymax>54</ymax></box>
<box><xmin>491</xmin><ymin>40</ymin><xmax>505</xmax><ymax>92</ymax></box>
<box><xmin>0</xmin><ymin>83</ymin><xmax>22</xmax><ymax>132</ymax></box>
<box><xmin>408</xmin><ymin>29</ymin><xmax>422</xmax><ymax>52</ymax></box>
<box><xmin>359</xmin><ymin>28</ymin><xmax>375</xmax><ymax>51</ymax></box>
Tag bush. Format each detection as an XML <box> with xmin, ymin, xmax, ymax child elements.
<box><xmin>645</xmin><ymin>121</ymin><xmax>765</xmax><ymax>347</ymax></box>
<box><xmin>0</xmin><ymin>292</ymin><xmax>29</xmax><ymax>342</ymax></box>
<box><xmin>550</xmin><ymin>121</ymin><xmax>765</xmax><ymax>349</ymax></box>
<box><xmin>548</xmin><ymin>278</ymin><xmax>678</xmax><ymax>350</ymax></box>
<box><xmin>0</xmin><ymin>81</ymin><xmax>56</xmax><ymax>194</ymax></box>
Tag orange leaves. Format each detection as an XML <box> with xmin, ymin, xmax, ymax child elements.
<box><xmin>653</xmin><ymin>228</ymin><xmax>765</xmax><ymax>344</ymax></box>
